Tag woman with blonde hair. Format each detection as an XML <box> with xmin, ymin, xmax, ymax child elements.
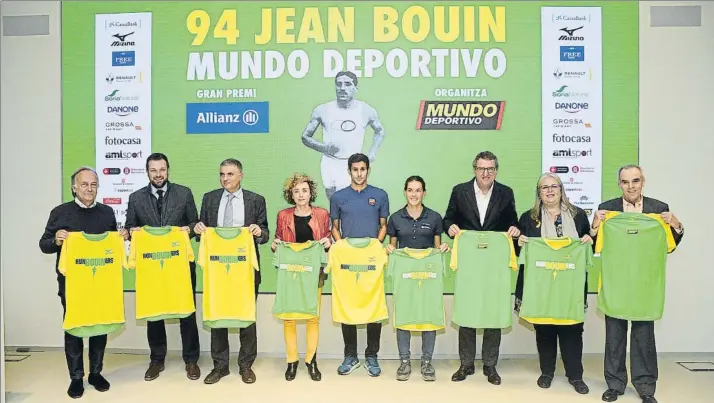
<box><xmin>271</xmin><ymin>173</ymin><xmax>331</xmax><ymax>381</ymax></box>
<box><xmin>515</xmin><ymin>172</ymin><xmax>593</xmax><ymax>394</ymax></box>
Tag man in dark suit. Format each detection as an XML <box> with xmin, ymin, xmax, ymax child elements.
<box><xmin>125</xmin><ymin>153</ymin><xmax>201</xmax><ymax>382</ymax></box>
<box><xmin>591</xmin><ymin>165</ymin><xmax>683</xmax><ymax>403</ymax></box>
<box><xmin>443</xmin><ymin>151</ymin><xmax>520</xmax><ymax>385</ymax></box>
<box><xmin>194</xmin><ymin>158</ymin><xmax>269</xmax><ymax>385</ymax></box>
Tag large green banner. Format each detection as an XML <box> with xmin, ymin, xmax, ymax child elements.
<box><xmin>61</xmin><ymin>1</ymin><xmax>638</xmax><ymax>293</ymax></box>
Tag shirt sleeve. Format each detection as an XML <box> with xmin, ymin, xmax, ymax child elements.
<box><xmin>58</xmin><ymin>233</ymin><xmax>70</xmax><ymax>276</ymax></box>
<box><xmin>250</xmin><ymin>233</ymin><xmax>260</xmax><ymax>272</ymax></box>
<box><xmin>386</xmin><ymin>215</ymin><xmax>397</xmax><ymax>238</ymax></box>
<box><xmin>434</xmin><ymin>213</ymin><xmax>444</xmax><ymax>235</ymax></box>
<box><xmin>183</xmin><ymin>231</ymin><xmax>195</xmax><ymax>263</ymax></box>
<box><xmin>449</xmin><ymin>230</ymin><xmax>464</xmax><ymax>271</ymax></box>
<box><xmin>502</xmin><ymin>232</ymin><xmax>518</xmax><ymax>271</ymax></box>
<box><xmin>329</xmin><ymin>194</ymin><xmax>340</xmax><ymax>220</ymax></box>
<box><xmin>386</xmin><ymin>253</ymin><xmax>395</xmax><ymax>279</ymax></box>
<box><xmin>324</xmin><ymin>242</ymin><xmax>336</xmax><ymax>274</ymax></box>
<box><xmin>197</xmin><ymin>231</ymin><xmax>207</xmax><ymax>269</ymax></box>
<box><xmin>518</xmin><ymin>241</ymin><xmax>526</xmax><ymax>267</ymax></box>
<box><xmin>594</xmin><ymin>211</ymin><xmax>620</xmax><ymax>254</ymax></box>
<box><xmin>379</xmin><ymin>192</ymin><xmax>390</xmax><ymax>219</ymax></box>
<box><xmin>585</xmin><ymin>243</ymin><xmax>594</xmax><ymax>268</ymax></box>
<box><xmin>126</xmin><ymin>230</ymin><xmax>139</xmax><ymax>269</ymax></box>
<box><xmin>271</xmin><ymin>244</ymin><xmax>279</xmax><ymax>269</ymax></box>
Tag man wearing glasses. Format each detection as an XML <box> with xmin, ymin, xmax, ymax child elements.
<box><xmin>443</xmin><ymin>151</ymin><xmax>520</xmax><ymax>385</ymax></box>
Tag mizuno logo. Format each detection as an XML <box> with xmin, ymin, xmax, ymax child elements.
<box><xmin>113</xmin><ymin>32</ymin><xmax>134</xmax><ymax>42</ymax></box>
<box><xmin>559</xmin><ymin>26</ymin><xmax>584</xmax><ymax>41</ymax></box>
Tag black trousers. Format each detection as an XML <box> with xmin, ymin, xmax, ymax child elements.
<box><xmin>147</xmin><ymin>263</ymin><xmax>200</xmax><ymax>364</ymax></box>
<box><xmin>458</xmin><ymin>327</ymin><xmax>501</xmax><ymax>367</ymax></box>
<box><xmin>60</xmin><ymin>293</ymin><xmax>107</xmax><ymax>380</ymax></box>
<box><xmin>211</xmin><ymin>282</ymin><xmax>260</xmax><ymax>370</ymax></box>
<box><xmin>534</xmin><ymin>323</ymin><xmax>584</xmax><ymax>380</ymax></box>
<box><xmin>342</xmin><ymin>323</ymin><xmax>382</xmax><ymax>359</ymax></box>
<box><xmin>605</xmin><ymin>315</ymin><xmax>658</xmax><ymax>397</ymax></box>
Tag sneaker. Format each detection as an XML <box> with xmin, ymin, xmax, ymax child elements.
<box><xmin>337</xmin><ymin>356</ymin><xmax>360</xmax><ymax>375</ymax></box>
<box><xmin>396</xmin><ymin>360</ymin><xmax>411</xmax><ymax>381</ymax></box>
<box><xmin>365</xmin><ymin>357</ymin><xmax>381</xmax><ymax>377</ymax></box>
<box><xmin>421</xmin><ymin>360</ymin><xmax>436</xmax><ymax>381</ymax></box>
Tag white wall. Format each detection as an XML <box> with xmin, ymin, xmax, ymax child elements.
<box><xmin>1</xmin><ymin>1</ymin><xmax>711</xmax><ymax>360</ymax></box>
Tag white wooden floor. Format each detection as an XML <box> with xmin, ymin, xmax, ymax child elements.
<box><xmin>4</xmin><ymin>350</ymin><xmax>714</xmax><ymax>402</ymax></box>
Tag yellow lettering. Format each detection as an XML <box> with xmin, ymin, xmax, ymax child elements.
<box><xmin>464</xmin><ymin>6</ymin><xmax>475</xmax><ymax>42</ymax></box>
<box><xmin>479</xmin><ymin>6</ymin><xmax>506</xmax><ymax>42</ymax></box>
<box><xmin>254</xmin><ymin>9</ymin><xmax>272</xmax><ymax>45</ymax></box>
<box><xmin>276</xmin><ymin>8</ymin><xmax>296</xmax><ymax>44</ymax></box>
<box><xmin>426</xmin><ymin>103</ymin><xmax>443</xmax><ymax>116</ymax></box>
<box><xmin>297</xmin><ymin>8</ymin><xmax>325</xmax><ymax>43</ymax></box>
<box><xmin>402</xmin><ymin>6</ymin><xmax>430</xmax><ymax>43</ymax></box>
<box><xmin>373</xmin><ymin>6</ymin><xmax>398</xmax><ymax>42</ymax></box>
<box><xmin>328</xmin><ymin>7</ymin><xmax>354</xmax><ymax>42</ymax></box>
<box><xmin>434</xmin><ymin>6</ymin><xmax>460</xmax><ymax>43</ymax></box>
<box><xmin>213</xmin><ymin>9</ymin><xmax>240</xmax><ymax>45</ymax></box>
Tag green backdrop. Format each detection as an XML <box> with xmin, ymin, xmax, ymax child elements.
<box><xmin>61</xmin><ymin>1</ymin><xmax>638</xmax><ymax>293</ymax></box>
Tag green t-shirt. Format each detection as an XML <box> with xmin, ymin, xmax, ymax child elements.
<box><xmin>518</xmin><ymin>237</ymin><xmax>593</xmax><ymax>324</ymax></box>
<box><xmin>595</xmin><ymin>212</ymin><xmax>676</xmax><ymax>321</ymax></box>
<box><xmin>387</xmin><ymin>248</ymin><xmax>446</xmax><ymax>331</ymax></box>
<box><xmin>450</xmin><ymin>231</ymin><xmax>517</xmax><ymax>329</ymax></box>
<box><xmin>271</xmin><ymin>241</ymin><xmax>326</xmax><ymax>320</ymax></box>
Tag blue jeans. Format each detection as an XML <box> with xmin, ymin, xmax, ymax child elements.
<box><xmin>397</xmin><ymin>329</ymin><xmax>436</xmax><ymax>361</ymax></box>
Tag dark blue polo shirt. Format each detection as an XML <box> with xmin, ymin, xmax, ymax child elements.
<box><xmin>330</xmin><ymin>185</ymin><xmax>389</xmax><ymax>238</ymax></box>
<box><xmin>387</xmin><ymin>206</ymin><xmax>444</xmax><ymax>249</ymax></box>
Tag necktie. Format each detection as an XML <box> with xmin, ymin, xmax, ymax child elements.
<box><xmin>156</xmin><ymin>189</ymin><xmax>164</xmax><ymax>219</ymax></box>
<box><xmin>223</xmin><ymin>193</ymin><xmax>235</xmax><ymax>227</ymax></box>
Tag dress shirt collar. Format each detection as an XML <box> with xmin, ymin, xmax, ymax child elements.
<box><xmin>222</xmin><ymin>187</ymin><xmax>243</xmax><ymax>200</ymax></box>
<box><xmin>151</xmin><ymin>182</ymin><xmax>168</xmax><ymax>197</ymax></box>
<box><xmin>623</xmin><ymin>195</ymin><xmax>643</xmax><ymax>213</ymax></box>
<box><xmin>474</xmin><ymin>181</ymin><xmax>495</xmax><ymax>196</ymax></box>
<box><xmin>75</xmin><ymin>197</ymin><xmax>97</xmax><ymax>209</ymax></box>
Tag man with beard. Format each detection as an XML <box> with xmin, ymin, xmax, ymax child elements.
<box><xmin>125</xmin><ymin>152</ymin><xmax>201</xmax><ymax>382</ymax></box>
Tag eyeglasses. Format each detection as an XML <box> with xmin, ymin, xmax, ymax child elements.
<box><xmin>539</xmin><ymin>184</ymin><xmax>560</xmax><ymax>191</ymax></box>
<box><xmin>475</xmin><ymin>167</ymin><xmax>497</xmax><ymax>174</ymax></box>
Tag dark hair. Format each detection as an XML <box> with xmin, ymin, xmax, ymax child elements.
<box><xmin>347</xmin><ymin>153</ymin><xmax>369</xmax><ymax>171</ymax></box>
<box><xmin>220</xmin><ymin>158</ymin><xmax>243</xmax><ymax>171</ymax></box>
<box><xmin>472</xmin><ymin>151</ymin><xmax>499</xmax><ymax>170</ymax></box>
<box><xmin>146</xmin><ymin>153</ymin><xmax>170</xmax><ymax>171</ymax></box>
<box><xmin>403</xmin><ymin>175</ymin><xmax>426</xmax><ymax>191</ymax></box>
<box><xmin>335</xmin><ymin>71</ymin><xmax>358</xmax><ymax>86</ymax></box>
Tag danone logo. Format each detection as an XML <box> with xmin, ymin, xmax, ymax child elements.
<box><xmin>555</xmin><ymin>102</ymin><xmax>588</xmax><ymax>113</ymax></box>
<box><xmin>107</xmin><ymin>105</ymin><xmax>139</xmax><ymax>116</ymax></box>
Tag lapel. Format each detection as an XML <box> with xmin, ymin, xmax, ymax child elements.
<box><xmin>242</xmin><ymin>189</ymin><xmax>252</xmax><ymax>224</ymax></box>
<box><xmin>463</xmin><ymin>179</ymin><xmax>481</xmax><ymax>228</ymax></box>
<box><xmin>614</xmin><ymin>197</ymin><xmax>624</xmax><ymax>212</ymax></box>
<box><xmin>211</xmin><ymin>190</ymin><xmax>223</xmax><ymax>227</ymax></box>
<box><xmin>642</xmin><ymin>197</ymin><xmax>654</xmax><ymax>214</ymax></box>
<box><xmin>482</xmin><ymin>183</ymin><xmax>499</xmax><ymax>229</ymax></box>
<box><xmin>144</xmin><ymin>185</ymin><xmax>161</xmax><ymax>225</ymax></box>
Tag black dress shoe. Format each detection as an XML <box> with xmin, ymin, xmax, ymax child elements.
<box><xmin>483</xmin><ymin>365</ymin><xmax>502</xmax><ymax>385</ymax></box>
<box><xmin>88</xmin><ymin>373</ymin><xmax>110</xmax><ymax>392</ymax></box>
<box><xmin>285</xmin><ymin>361</ymin><xmax>298</xmax><ymax>381</ymax></box>
<box><xmin>185</xmin><ymin>363</ymin><xmax>201</xmax><ymax>380</ymax></box>
<box><xmin>144</xmin><ymin>362</ymin><xmax>165</xmax><ymax>381</ymax></box>
<box><xmin>67</xmin><ymin>379</ymin><xmax>84</xmax><ymax>399</ymax></box>
<box><xmin>306</xmin><ymin>357</ymin><xmax>322</xmax><ymax>381</ymax></box>
<box><xmin>537</xmin><ymin>374</ymin><xmax>553</xmax><ymax>388</ymax></box>
<box><xmin>569</xmin><ymin>379</ymin><xmax>590</xmax><ymax>394</ymax></box>
<box><xmin>602</xmin><ymin>389</ymin><xmax>624</xmax><ymax>402</ymax></box>
<box><xmin>203</xmin><ymin>367</ymin><xmax>230</xmax><ymax>385</ymax></box>
<box><xmin>239</xmin><ymin>367</ymin><xmax>256</xmax><ymax>384</ymax></box>
<box><xmin>451</xmin><ymin>365</ymin><xmax>475</xmax><ymax>382</ymax></box>
<box><xmin>641</xmin><ymin>396</ymin><xmax>658</xmax><ymax>403</ymax></box>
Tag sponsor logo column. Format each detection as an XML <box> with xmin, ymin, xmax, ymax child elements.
<box><xmin>95</xmin><ymin>13</ymin><xmax>152</xmax><ymax>228</ymax></box>
<box><xmin>541</xmin><ymin>8</ymin><xmax>602</xmax><ymax>219</ymax></box>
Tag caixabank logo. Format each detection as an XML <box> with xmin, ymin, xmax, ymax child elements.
<box><xmin>416</xmin><ymin>101</ymin><xmax>506</xmax><ymax>130</ymax></box>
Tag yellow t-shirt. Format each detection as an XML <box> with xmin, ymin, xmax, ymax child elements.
<box><xmin>59</xmin><ymin>231</ymin><xmax>126</xmax><ymax>337</ymax></box>
<box><xmin>197</xmin><ymin>227</ymin><xmax>259</xmax><ymax>328</ymax></box>
<box><xmin>127</xmin><ymin>226</ymin><xmax>195</xmax><ymax>321</ymax></box>
<box><xmin>326</xmin><ymin>238</ymin><xmax>389</xmax><ymax>325</ymax></box>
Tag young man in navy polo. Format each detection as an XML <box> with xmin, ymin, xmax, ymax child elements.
<box><xmin>329</xmin><ymin>153</ymin><xmax>390</xmax><ymax>377</ymax></box>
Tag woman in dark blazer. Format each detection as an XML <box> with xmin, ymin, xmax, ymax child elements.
<box><xmin>515</xmin><ymin>172</ymin><xmax>593</xmax><ymax>395</ymax></box>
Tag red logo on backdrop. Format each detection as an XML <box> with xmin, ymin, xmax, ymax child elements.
<box><xmin>103</xmin><ymin>198</ymin><xmax>122</xmax><ymax>205</ymax></box>
<box><xmin>368</xmin><ymin>198</ymin><xmax>376</xmax><ymax>206</ymax></box>
<box><xmin>103</xmin><ymin>168</ymin><xmax>120</xmax><ymax>175</ymax></box>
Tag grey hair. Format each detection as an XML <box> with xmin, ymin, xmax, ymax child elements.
<box><xmin>617</xmin><ymin>164</ymin><xmax>644</xmax><ymax>182</ymax></box>
<box><xmin>220</xmin><ymin>158</ymin><xmax>243</xmax><ymax>171</ymax></box>
<box><xmin>70</xmin><ymin>166</ymin><xmax>98</xmax><ymax>197</ymax></box>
